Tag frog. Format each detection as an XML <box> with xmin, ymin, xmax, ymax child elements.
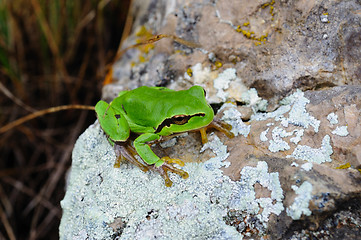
<box><xmin>95</xmin><ymin>85</ymin><xmax>232</xmax><ymax>187</ymax></box>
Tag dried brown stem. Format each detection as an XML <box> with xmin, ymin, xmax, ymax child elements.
<box><xmin>0</xmin><ymin>105</ymin><xmax>95</xmax><ymax>134</ymax></box>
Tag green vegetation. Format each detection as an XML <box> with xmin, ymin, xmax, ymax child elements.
<box><xmin>0</xmin><ymin>0</ymin><xmax>131</xmax><ymax>239</ymax></box>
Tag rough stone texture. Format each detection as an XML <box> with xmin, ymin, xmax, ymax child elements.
<box><xmin>104</xmin><ymin>0</ymin><xmax>361</xmax><ymax>105</ymax></box>
<box><xmin>61</xmin><ymin>0</ymin><xmax>361</xmax><ymax>239</ymax></box>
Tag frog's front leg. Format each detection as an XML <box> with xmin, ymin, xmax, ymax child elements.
<box><xmin>133</xmin><ymin>133</ymin><xmax>164</xmax><ymax>166</ymax></box>
<box><xmin>199</xmin><ymin>117</ymin><xmax>235</xmax><ymax>144</ymax></box>
<box><xmin>134</xmin><ymin>133</ymin><xmax>189</xmax><ymax>187</ymax></box>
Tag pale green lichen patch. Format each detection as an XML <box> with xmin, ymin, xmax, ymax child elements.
<box><xmin>260</xmin><ymin>128</ymin><xmax>270</xmax><ymax>142</ymax></box>
<box><xmin>213</xmin><ymin>68</ymin><xmax>238</xmax><ymax>101</ymax></box>
<box><xmin>231</xmin><ymin>161</ymin><xmax>284</xmax><ymax>224</ymax></box>
<box><xmin>183</xmin><ymin>63</ymin><xmax>211</xmax><ymax>85</ymax></box>
<box><xmin>286</xmin><ymin>181</ymin><xmax>313</xmax><ymax>220</ymax></box>
<box><xmin>327</xmin><ymin>112</ymin><xmax>338</xmax><ymax>125</ymax></box>
<box><xmin>301</xmin><ymin>162</ymin><xmax>313</xmax><ymax>171</ymax></box>
<box><xmin>60</xmin><ymin>125</ymin><xmax>285</xmax><ymax>239</ymax></box>
<box><xmin>332</xmin><ymin>126</ymin><xmax>349</xmax><ymax>137</ymax></box>
<box><xmin>241</xmin><ymin>88</ymin><xmax>268</xmax><ymax>112</ymax></box>
<box><xmin>287</xmin><ymin>135</ymin><xmax>333</xmax><ymax>164</ymax></box>
<box><xmin>268</xmin><ymin>127</ymin><xmax>292</xmax><ymax>152</ymax></box>
<box><xmin>220</xmin><ymin>103</ymin><xmax>251</xmax><ymax>137</ymax></box>
<box><xmin>253</xmin><ymin>90</ymin><xmax>334</xmax><ymax>161</ymax></box>
<box><xmin>267</xmin><ymin>127</ymin><xmax>304</xmax><ymax>153</ymax></box>
<box><xmin>200</xmin><ymin>133</ymin><xmax>230</xmax><ymax>168</ymax></box>
<box><xmin>253</xmin><ymin>90</ymin><xmax>320</xmax><ymax>130</ymax></box>
<box><xmin>252</xmin><ymin>105</ymin><xmax>291</xmax><ymax>122</ymax></box>
<box><xmin>181</xmin><ymin>64</ymin><xmax>247</xmax><ymax>103</ymax></box>
<box><xmin>290</xmin><ymin>129</ymin><xmax>304</xmax><ymax>144</ymax></box>
<box><xmin>279</xmin><ymin>90</ymin><xmax>320</xmax><ymax>132</ymax></box>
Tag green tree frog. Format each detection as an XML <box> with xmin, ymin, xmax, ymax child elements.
<box><xmin>95</xmin><ymin>85</ymin><xmax>230</xmax><ymax>187</ymax></box>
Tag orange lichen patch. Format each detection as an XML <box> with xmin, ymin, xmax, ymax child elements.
<box><xmin>103</xmin><ymin>66</ymin><xmax>114</xmax><ymax>85</ymax></box>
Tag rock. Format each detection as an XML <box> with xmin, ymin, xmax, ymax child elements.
<box><xmin>60</xmin><ymin>0</ymin><xmax>361</xmax><ymax>239</ymax></box>
<box><xmin>60</xmin><ymin>86</ymin><xmax>361</xmax><ymax>239</ymax></box>
<box><xmin>219</xmin><ymin>86</ymin><xmax>361</xmax><ymax>238</ymax></box>
<box><xmin>105</xmin><ymin>0</ymin><xmax>361</xmax><ymax>105</ymax></box>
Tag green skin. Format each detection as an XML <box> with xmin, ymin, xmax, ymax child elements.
<box><xmin>95</xmin><ymin>86</ymin><xmax>214</xmax><ymax>167</ymax></box>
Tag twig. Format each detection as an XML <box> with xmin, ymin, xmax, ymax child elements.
<box><xmin>0</xmin><ymin>105</ymin><xmax>95</xmax><ymax>134</ymax></box>
<box><xmin>0</xmin><ymin>81</ymin><xmax>36</xmax><ymax>112</ymax></box>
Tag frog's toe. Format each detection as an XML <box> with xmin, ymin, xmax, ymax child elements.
<box><xmin>162</xmin><ymin>161</ymin><xmax>189</xmax><ymax>179</ymax></box>
<box><xmin>199</xmin><ymin>118</ymin><xmax>235</xmax><ymax>143</ymax></box>
<box><xmin>160</xmin><ymin>156</ymin><xmax>185</xmax><ymax>167</ymax></box>
<box><xmin>154</xmin><ymin>161</ymin><xmax>189</xmax><ymax>187</ymax></box>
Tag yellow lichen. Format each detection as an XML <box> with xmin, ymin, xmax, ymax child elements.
<box><xmin>235</xmin><ymin>1</ymin><xmax>275</xmax><ymax>45</ymax></box>
<box><xmin>270</xmin><ymin>6</ymin><xmax>274</xmax><ymax>15</ymax></box>
<box><xmin>186</xmin><ymin>68</ymin><xmax>193</xmax><ymax>77</ymax></box>
<box><xmin>133</xmin><ymin>26</ymin><xmax>155</xmax><ymax>65</ymax></box>
<box><xmin>214</xmin><ymin>61</ymin><xmax>223</xmax><ymax>69</ymax></box>
<box><xmin>138</xmin><ymin>55</ymin><xmax>147</xmax><ymax>63</ymax></box>
<box><xmin>336</xmin><ymin>162</ymin><xmax>351</xmax><ymax>169</ymax></box>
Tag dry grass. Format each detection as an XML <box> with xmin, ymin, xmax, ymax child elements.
<box><xmin>0</xmin><ymin>0</ymin><xmax>131</xmax><ymax>239</ymax></box>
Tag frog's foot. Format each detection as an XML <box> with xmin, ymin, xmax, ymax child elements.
<box><xmin>199</xmin><ymin>117</ymin><xmax>235</xmax><ymax>144</ymax></box>
<box><xmin>153</xmin><ymin>157</ymin><xmax>189</xmax><ymax>187</ymax></box>
<box><xmin>114</xmin><ymin>144</ymin><xmax>149</xmax><ymax>172</ymax></box>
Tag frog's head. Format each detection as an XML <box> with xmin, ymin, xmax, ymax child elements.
<box><xmin>156</xmin><ymin>86</ymin><xmax>214</xmax><ymax>135</ymax></box>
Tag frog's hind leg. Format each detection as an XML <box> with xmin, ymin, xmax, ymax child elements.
<box><xmin>153</xmin><ymin>159</ymin><xmax>189</xmax><ymax>187</ymax></box>
<box><xmin>114</xmin><ymin>143</ymin><xmax>149</xmax><ymax>172</ymax></box>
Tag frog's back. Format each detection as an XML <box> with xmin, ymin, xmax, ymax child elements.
<box><xmin>112</xmin><ymin>86</ymin><xmax>177</xmax><ymax>132</ymax></box>
<box><xmin>111</xmin><ymin>86</ymin><xmax>212</xmax><ymax>134</ymax></box>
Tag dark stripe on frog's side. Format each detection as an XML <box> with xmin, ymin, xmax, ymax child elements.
<box><xmin>154</xmin><ymin>113</ymin><xmax>205</xmax><ymax>133</ymax></box>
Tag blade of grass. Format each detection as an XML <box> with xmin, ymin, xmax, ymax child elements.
<box><xmin>28</xmin><ymin>103</ymin><xmax>90</xmax><ymax>239</ymax></box>
<box><xmin>0</xmin><ymin>203</ymin><xmax>15</xmax><ymax>240</ymax></box>
<box><xmin>30</xmin><ymin>0</ymin><xmax>76</xmax><ymax>101</ymax></box>
<box><xmin>2</xmin><ymin>177</ymin><xmax>61</xmax><ymax>217</ymax></box>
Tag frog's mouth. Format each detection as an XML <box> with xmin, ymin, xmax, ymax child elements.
<box><xmin>154</xmin><ymin>113</ymin><xmax>205</xmax><ymax>133</ymax></box>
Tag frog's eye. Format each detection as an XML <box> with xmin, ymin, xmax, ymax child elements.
<box><xmin>172</xmin><ymin>115</ymin><xmax>189</xmax><ymax>125</ymax></box>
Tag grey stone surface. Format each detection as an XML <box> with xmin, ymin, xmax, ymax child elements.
<box><xmin>60</xmin><ymin>0</ymin><xmax>361</xmax><ymax>239</ymax></box>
